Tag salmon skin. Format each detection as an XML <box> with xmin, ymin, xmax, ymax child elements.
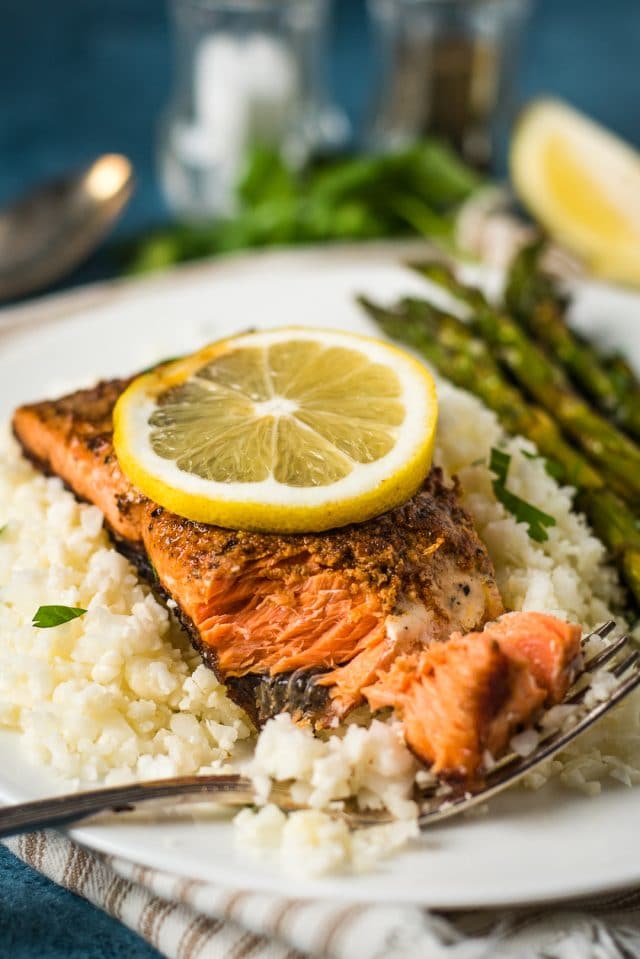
<box><xmin>12</xmin><ymin>376</ymin><xmax>580</xmax><ymax>779</ymax></box>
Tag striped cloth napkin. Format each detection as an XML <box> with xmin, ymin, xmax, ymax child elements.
<box><xmin>4</xmin><ymin>831</ymin><xmax>640</xmax><ymax>959</ymax></box>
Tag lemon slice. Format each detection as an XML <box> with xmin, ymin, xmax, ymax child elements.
<box><xmin>113</xmin><ymin>328</ymin><xmax>438</xmax><ymax>532</ymax></box>
<box><xmin>511</xmin><ymin>99</ymin><xmax>640</xmax><ymax>285</ymax></box>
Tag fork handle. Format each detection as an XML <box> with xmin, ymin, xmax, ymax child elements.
<box><xmin>0</xmin><ymin>774</ymin><xmax>256</xmax><ymax>839</ymax></box>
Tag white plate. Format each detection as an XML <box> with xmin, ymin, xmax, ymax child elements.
<box><xmin>1</xmin><ymin>244</ymin><xmax>639</xmax><ymax>908</ymax></box>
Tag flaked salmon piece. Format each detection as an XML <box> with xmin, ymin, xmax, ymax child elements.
<box><xmin>477</xmin><ymin>611</ymin><xmax>583</xmax><ymax>702</ymax></box>
<box><xmin>365</xmin><ymin>636</ymin><xmax>545</xmax><ymax>779</ymax></box>
<box><xmin>12</xmin><ymin>376</ymin><xmax>504</xmax><ymax>727</ymax></box>
<box><xmin>365</xmin><ymin>611</ymin><xmax>582</xmax><ymax>779</ymax></box>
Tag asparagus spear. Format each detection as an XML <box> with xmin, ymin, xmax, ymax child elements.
<box><xmin>411</xmin><ymin>261</ymin><xmax>640</xmax><ymax>504</ymax></box>
<box><xmin>363</xmin><ymin>294</ymin><xmax>601</xmax><ymax>491</ymax></box>
<box><xmin>505</xmin><ymin>242</ymin><xmax>640</xmax><ymax>439</ymax></box>
<box><xmin>358</xmin><ymin>295</ymin><xmax>640</xmax><ymax>606</ymax></box>
<box><xmin>400</xmin><ymin>298</ymin><xmax>602</xmax><ymax>490</ymax></box>
<box><xmin>602</xmin><ymin>352</ymin><xmax>640</xmax><ymax>437</ymax></box>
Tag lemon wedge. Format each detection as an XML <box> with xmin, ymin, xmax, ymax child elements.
<box><xmin>113</xmin><ymin>328</ymin><xmax>438</xmax><ymax>532</ymax></box>
<box><xmin>511</xmin><ymin>99</ymin><xmax>640</xmax><ymax>285</ymax></box>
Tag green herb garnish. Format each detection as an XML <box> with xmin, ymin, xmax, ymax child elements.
<box><xmin>489</xmin><ymin>448</ymin><xmax>556</xmax><ymax>543</ymax></box>
<box><xmin>118</xmin><ymin>141</ymin><xmax>484</xmax><ymax>275</ymax></box>
<box><xmin>520</xmin><ymin>448</ymin><xmax>564</xmax><ymax>481</ymax></box>
<box><xmin>0</xmin><ymin>524</ymin><xmax>6</xmax><ymax>536</ymax></box>
<box><xmin>32</xmin><ymin>605</ymin><xmax>87</xmax><ymax>629</ymax></box>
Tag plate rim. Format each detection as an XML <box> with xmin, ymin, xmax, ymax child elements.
<box><xmin>1</xmin><ymin>242</ymin><xmax>640</xmax><ymax>908</ymax></box>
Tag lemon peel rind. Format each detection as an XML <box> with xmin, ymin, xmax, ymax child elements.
<box><xmin>114</xmin><ymin>422</ymin><xmax>436</xmax><ymax>533</ymax></box>
<box><xmin>113</xmin><ymin>328</ymin><xmax>438</xmax><ymax>533</ymax></box>
<box><xmin>511</xmin><ymin>98</ymin><xmax>640</xmax><ymax>282</ymax></box>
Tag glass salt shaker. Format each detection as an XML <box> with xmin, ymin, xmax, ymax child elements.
<box><xmin>159</xmin><ymin>0</ymin><xmax>348</xmax><ymax>219</ymax></box>
<box><xmin>367</xmin><ymin>0</ymin><xmax>532</xmax><ymax>169</ymax></box>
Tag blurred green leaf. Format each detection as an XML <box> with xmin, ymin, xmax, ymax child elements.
<box><xmin>119</xmin><ymin>140</ymin><xmax>485</xmax><ymax>275</ymax></box>
<box><xmin>236</xmin><ymin>146</ymin><xmax>298</xmax><ymax>206</ymax></box>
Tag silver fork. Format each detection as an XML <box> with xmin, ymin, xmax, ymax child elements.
<box><xmin>411</xmin><ymin>620</ymin><xmax>640</xmax><ymax>827</ymax></box>
<box><xmin>0</xmin><ymin>621</ymin><xmax>638</xmax><ymax>838</ymax></box>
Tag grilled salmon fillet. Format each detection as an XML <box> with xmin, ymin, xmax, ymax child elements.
<box><xmin>13</xmin><ymin>376</ymin><xmax>580</xmax><ymax>779</ymax></box>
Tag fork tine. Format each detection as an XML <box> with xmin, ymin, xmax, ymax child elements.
<box><xmin>569</xmin><ymin>647</ymin><xmax>638</xmax><ymax>705</ymax></box>
<box><xmin>536</xmin><ymin>662</ymin><xmax>640</xmax><ymax>763</ymax></box>
<box><xmin>583</xmin><ymin>633</ymin><xmax>629</xmax><ymax>672</ymax></box>
<box><xmin>585</xmin><ymin>620</ymin><xmax>617</xmax><ymax>642</ymax></box>
<box><xmin>566</xmin><ymin>636</ymin><xmax>633</xmax><ymax>706</ymax></box>
<box><xmin>415</xmin><ymin>642</ymin><xmax>640</xmax><ymax>828</ymax></box>
<box><xmin>487</xmin><ymin>665</ymin><xmax>640</xmax><ymax>789</ymax></box>
<box><xmin>612</xmin><ymin>649</ymin><xmax>640</xmax><ymax>678</ymax></box>
<box><xmin>490</xmin><ymin>637</ymin><xmax>636</xmax><ymax>774</ymax></box>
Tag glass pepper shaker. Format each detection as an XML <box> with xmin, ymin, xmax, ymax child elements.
<box><xmin>367</xmin><ymin>0</ymin><xmax>532</xmax><ymax>169</ymax></box>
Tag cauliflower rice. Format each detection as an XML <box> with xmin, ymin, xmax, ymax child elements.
<box><xmin>0</xmin><ymin>376</ymin><xmax>638</xmax><ymax>875</ymax></box>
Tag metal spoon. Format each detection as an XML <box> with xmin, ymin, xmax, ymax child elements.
<box><xmin>0</xmin><ymin>154</ymin><xmax>134</xmax><ymax>301</ymax></box>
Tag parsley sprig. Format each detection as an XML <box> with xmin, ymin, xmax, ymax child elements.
<box><xmin>489</xmin><ymin>448</ymin><xmax>556</xmax><ymax>543</ymax></box>
<box><xmin>32</xmin><ymin>605</ymin><xmax>87</xmax><ymax>629</ymax></box>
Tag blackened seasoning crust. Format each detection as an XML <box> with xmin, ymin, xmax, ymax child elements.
<box><xmin>12</xmin><ymin>375</ymin><xmax>504</xmax><ymax>727</ymax></box>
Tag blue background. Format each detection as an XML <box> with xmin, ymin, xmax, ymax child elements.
<box><xmin>1</xmin><ymin>0</ymin><xmax>639</xmax><ymax>955</ymax></box>
<box><xmin>2</xmin><ymin>0</ymin><xmax>640</xmax><ymax>244</ymax></box>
